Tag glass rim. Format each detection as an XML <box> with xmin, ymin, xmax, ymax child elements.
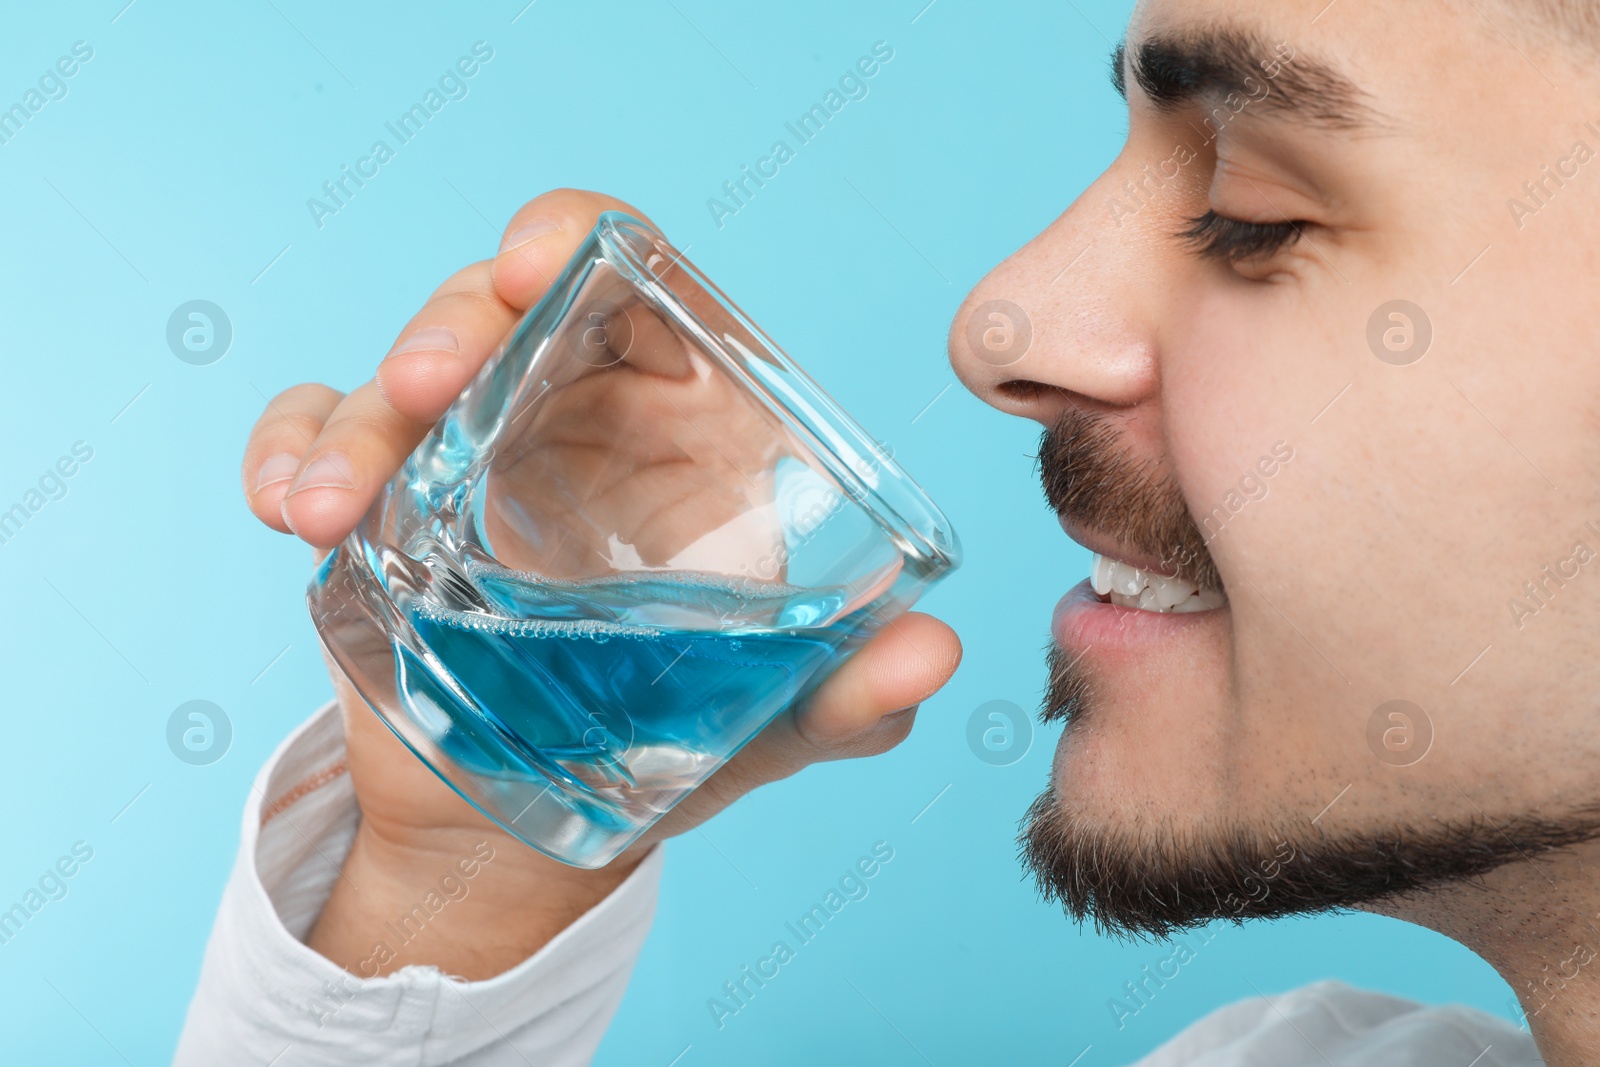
<box><xmin>592</xmin><ymin>210</ymin><xmax>961</xmax><ymax>576</ymax></box>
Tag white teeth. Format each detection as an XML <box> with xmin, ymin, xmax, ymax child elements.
<box><xmin>1111</xmin><ymin>563</ymin><xmax>1145</xmax><ymax>596</ymax></box>
<box><xmin>1089</xmin><ymin>552</ymin><xmax>1227</xmax><ymax>614</ymax></box>
<box><xmin>1091</xmin><ymin>553</ymin><xmax>1116</xmax><ymax>596</ymax></box>
<box><xmin>1151</xmin><ymin>572</ymin><xmax>1196</xmax><ymax>609</ymax></box>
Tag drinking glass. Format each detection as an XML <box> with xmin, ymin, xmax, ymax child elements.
<box><xmin>308</xmin><ymin>212</ymin><xmax>960</xmax><ymax>868</ymax></box>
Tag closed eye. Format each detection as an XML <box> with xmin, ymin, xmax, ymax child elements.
<box><xmin>1180</xmin><ymin>210</ymin><xmax>1305</xmax><ymax>262</ymax></box>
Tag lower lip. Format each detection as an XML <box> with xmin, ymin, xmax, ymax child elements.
<box><xmin>1052</xmin><ymin>579</ymin><xmax>1226</xmax><ymax>656</ymax></box>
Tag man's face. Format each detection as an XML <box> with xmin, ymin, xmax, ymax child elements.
<box><xmin>949</xmin><ymin>0</ymin><xmax>1600</xmax><ymax>934</ymax></box>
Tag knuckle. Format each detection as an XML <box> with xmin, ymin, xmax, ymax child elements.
<box><xmin>530</xmin><ymin>186</ymin><xmax>587</xmax><ymax>211</ymax></box>
<box><xmin>429</xmin><ymin>260</ymin><xmax>495</xmax><ymax>301</ymax></box>
<box><xmin>521</xmin><ymin>187</ymin><xmax>635</xmax><ymax>228</ymax></box>
<box><xmin>821</xmin><ymin>710</ymin><xmax>917</xmax><ymax>762</ymax></box>
<box><xmin>840</xmin><ymin>723</ymin><xmax>913</xmax><ymax>761</ymax></box>
<box><xmin>428</xmin><ymin>286</ymin><xmax>506</xmax><ymax>323</ymax></box>
<box><xmin>254</xmin><ymin>410</ymin><xmax>330</xmax><ymax>451</ymax></box>
<box><xmin>332</xmin><ymin>404</ymin><xmax>407</xmax><ymax>440</ymax></box>
<box><xmin>271</xmin><ymin>382</ymin><xmax>341</xmax><ymax>411</ymax></box>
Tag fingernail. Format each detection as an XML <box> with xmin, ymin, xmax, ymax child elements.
<box><xmin>499</xmin><ymin>219</ymin><xmax>561</xmax><ymax>253</ymax></box>
<box><xmin>255</xmin><ymin>453</ymin><xmax>300</xmax><ymax>492</ymax></box>
<box><xmin>288</xmin><ymin>453</ymin><xmax>356</xmax><ymax>494</ymax></box>
<box><xmin>385</xmin><ymin>325</ymin><xmax>459</xmax><ymax>362</ymax></box>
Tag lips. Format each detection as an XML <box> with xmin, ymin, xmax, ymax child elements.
<box><xmin>1052</xmin><ymin>576</ymin><xmax>1225</xmax><ymax>663</ymax></box>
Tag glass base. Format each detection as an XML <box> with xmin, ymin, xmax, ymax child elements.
<box><xmin>307</xmin><ymin>540</ymin><xmax>652</xmax><ymax>869</ymax></box>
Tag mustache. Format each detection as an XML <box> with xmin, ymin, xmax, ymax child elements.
<box><xmin>1037</xmin><ymin>409</ymin><xmax>1220</xmax><ymax>591</ymax></box>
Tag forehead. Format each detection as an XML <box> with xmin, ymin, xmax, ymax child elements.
<box><xmin>1128</xmin><ymin>0</ymin><xmax>1460</xmax><ymax>42</ymax></box>
<box><xmin>1124</xmin><ymin>0</ymin><xmax>1566</xmax><ymax>138</ymax></box>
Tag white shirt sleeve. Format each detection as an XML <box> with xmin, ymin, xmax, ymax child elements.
<box><xmin>1129</xmin><ymin>978</ymin><xmax>1543</xmax><ymax>1067</ymax></box>
<box><xmin>173</xmin><ymin>702</ymin><xmax>663</xmax><ymax>1067</ymax></box>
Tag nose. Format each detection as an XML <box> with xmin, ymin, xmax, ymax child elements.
<box><xmin>948</xmin><ymin>158</ymin><xmax>1167</xmax><ymax>428</ymax></box>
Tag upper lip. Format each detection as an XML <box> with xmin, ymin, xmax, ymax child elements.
<box><xmin>1056</xmin><ymin>514</ymin><xmax>1187</xmax><ymax>580</ymax></box>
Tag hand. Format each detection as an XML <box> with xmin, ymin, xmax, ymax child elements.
<box><xmin>241</xmin><ymin>189</ymin><xmax>962</xmax><ymax>980</ymax></box>
<box><xmin>478</xmin><ymin>311</ymin><xmax>788</xmax><ymax>578</ymax></box>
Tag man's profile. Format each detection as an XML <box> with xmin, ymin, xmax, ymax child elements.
<box><xmin>176</xmin><ymin>2</ymin><xmax>1600</xmax><ymax>1064</ymax></box>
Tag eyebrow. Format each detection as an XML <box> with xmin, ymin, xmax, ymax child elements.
<box><xmin>1110</xmin><ymin>28</ymin><xmax>1384</xmax><ymax>133</ymax></box>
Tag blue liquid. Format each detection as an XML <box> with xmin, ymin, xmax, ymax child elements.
<box><xmin>396</xmin><ymin>566</ymin><xmax>871</xmax><ymax>837</ymax></box>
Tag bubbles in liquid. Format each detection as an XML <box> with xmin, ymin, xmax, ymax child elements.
<box><xmin>457</xmin><ymin>557</ymin><xmax>848</xmax><ymax>633</ymax></box>
<box><xmin>400</xmin><ymin>567</ymin><xmax>879</xmax><ymax>852</ymax></box>
<box><xmin>411</xmin><ymin>600</ymin><xmax>662</xmax><ymax>641</ymax></box>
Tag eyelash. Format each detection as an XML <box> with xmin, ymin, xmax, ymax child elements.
<box><xmin>1180</xmin><ymin>210</ymin><xmax>1305</xmax><ymax>263</ymax></box>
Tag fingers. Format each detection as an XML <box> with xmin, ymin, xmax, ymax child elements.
<box><xmin>262</xmin><ymin>261</ymin><xmax>523</xmax><ymax>547</ymax></box>
<box><xmin>242</xmin><ymin>384</ymin><xmax>344</xmax><ymax>533</ymax></box>
<box><xmin>652</xmin><ymin>612</ymin><xmax>962</xmax><ymax>836</ymax></box>
<box><xmin>373</xmin><ymin>262</ymin><xmax>521</xmax><ymax>423</ymax></box>
<box><xmin>249</xmin><ymin>188</ymin><xmax>667</xmax><ymax>549</ymax></box>
<box><xmin>277</xmin><ymin>381</ymin><xmax>434</xmax><ymax>548</ymax></box>
<box><xmin>784</xmin><ymin>611</ymin><xmax>963</xmax><ymax>760</ymax></box>
<box><xmin>377</xmin><ymin>188</ymin><xmax>658</xmax><ymax>425</ymax></box>
<box><xmin>490</xmin><ymin>188</ymin><xmax>655</xmax><ymax>309</ymax></box>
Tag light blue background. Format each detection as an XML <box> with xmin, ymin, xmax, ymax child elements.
<box><xmin>0</xmin><ymin>1</ymin><xmax>1519</xmax><ymax>1063</ymax></box>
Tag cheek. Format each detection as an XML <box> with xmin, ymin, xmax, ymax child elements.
<box><xmin>1165</xmin><ymin>274</ymin><xmax>1600</xmax><ymax>804</ymax></box>
<box><xmin>1161</xmin><ymin>290</ymin><xmax>1377</xmax><ymax>786</ymax></box>
<box><xmin>1161</xmin><ymin>285</ymin><xmax>1338</xmax><ymax>576</ymax></box>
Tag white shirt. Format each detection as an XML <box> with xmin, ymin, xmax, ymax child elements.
<box><xmin>1130</xmin><ymin>980</ymin><xmax>1541</xmax><ymax>1066</ymax></box>
<box><xmin>175</xmin><ymin>704</ymin><xmax>1544</xmax><ymax>1066</ymax></box>
<box><xmin>173</xmin><ymin>703</ymin><xmax>663</xmax><ymax>1066</ymax></box>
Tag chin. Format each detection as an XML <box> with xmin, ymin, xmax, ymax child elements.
<box><xmin>1045</xmin><ymin>589</ymin><xmax>1242</xmax><ymax>836</ymax></box>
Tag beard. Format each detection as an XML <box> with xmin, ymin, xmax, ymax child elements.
<box><xmin>1022</xmin><ymin>412</ymin><xmax>1600</xmax><ymax>940</ymax></box>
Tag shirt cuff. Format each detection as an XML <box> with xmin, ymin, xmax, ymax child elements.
<box><xmin>174</xmin><ymin>702</ymin><xmax>663</xmax><ymax>1067</ymax></box>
